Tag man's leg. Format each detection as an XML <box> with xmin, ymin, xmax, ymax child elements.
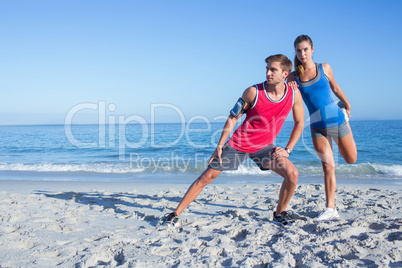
<box><xmin>174</xmin><ymin>167</ymin><xmax>222</xmax><ymax>216</ymax></box>
<box><xmin>262</xmin><ymin>157</ymin><xmax>298</xmax><ymax>214</ymax></box>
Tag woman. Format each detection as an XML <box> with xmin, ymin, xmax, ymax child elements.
<box><xmin>288</xmin><ymin>35</ymin><xmax>357</xmax><ymax>220</ymax></box>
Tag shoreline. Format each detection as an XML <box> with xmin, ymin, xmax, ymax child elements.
<box><xmin>1</xmin><ymin>173</ymin><xmax>402</xmax><ymax>193</ymax></box>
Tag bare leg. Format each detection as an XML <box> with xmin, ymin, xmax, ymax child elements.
<box><xmin>262</xmin><ymin>157</ymin><xmax>298</xmax><ymax>214</ymax></box>
<box><xmin>312</xmin><ymin>135</ymin><xmax>337</xmax><ymax>209</ymax></box>
<box><xmin>322</xmin><ymin>161</ymin><xmax>336</xmax><ymax>208</ymax></box>
<box><xmin>174</xmin><ymin>167</ymin><xmax>222</xmax><ymax>216</ymax></box>
<box><xmin>333</xmin><ymin>122</ymin><xmax>357</xmax><ymax>164</ymax></box>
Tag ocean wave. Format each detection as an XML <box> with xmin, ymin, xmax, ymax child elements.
<box><xmin>370</xmin><ymin>163</ymin><xmax>402</xmax><ymax>176</ymax></box>
<box><xmin>0</xmin><ymin>162</ymin><xmax>400</xmax><ymax>178</ymax></box>
<box><xmin>225</xmin><ymin>162</ymin><xmax>402</xmax><ymax>178</ymax></box>
<box><xmin>0</xmin><ymin>162</ymin><xmax>145</xmax><ymax>174</ymax></box>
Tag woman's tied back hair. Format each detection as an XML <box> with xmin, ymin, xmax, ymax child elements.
<box><xmin>294</xmin><ymin>34</ymin><xmax>314</xmax><ymax>77</ymax></box>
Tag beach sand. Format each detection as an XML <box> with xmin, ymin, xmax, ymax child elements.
<box><xmin>0</xmin><ymin>180</ymin><xmax>401</xmax><ymax>267</ymax></box>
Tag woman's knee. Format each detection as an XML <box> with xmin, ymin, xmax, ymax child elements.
<box><xmin>322</xmin><ymin>162</ymin><xmax>335</xmax><ymax>173</ymax></box>
<box><xmin>344</xmin><ymin>152</ymin><xmax>357</xmax><ymax>164</ymax></box>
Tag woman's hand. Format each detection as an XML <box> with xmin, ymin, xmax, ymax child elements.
<box><xmin>287</xmin><ymin>81</ymin><xmax>299</xmax><ymax>91</ymax></box>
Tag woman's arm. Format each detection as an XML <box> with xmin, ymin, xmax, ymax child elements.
<box><xmin>322</xmin><ymin>63</ymin><xmax>351</xmax><ymax>116</ymax></box>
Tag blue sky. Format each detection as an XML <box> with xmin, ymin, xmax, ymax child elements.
<box><xmin>1</xmin><ymin>0</ymin><xmax>401</xmax><ymax>125</ymax></box>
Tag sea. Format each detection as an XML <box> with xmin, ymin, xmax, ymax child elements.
<box><xmin>0</xmin><ymin>120</ymin><xmax>401</xmax><ymax>185</ymax></box>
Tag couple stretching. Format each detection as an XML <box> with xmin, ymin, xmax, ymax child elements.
<box><xmin>164</xmin><ymin>39</ymin><xmax>357</xmax><ymax>226</ymax></box>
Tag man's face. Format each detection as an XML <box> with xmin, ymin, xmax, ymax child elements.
<box><xmin>266</xmin><ymin>61</ymin><xmax>288</xmax><ymax>85</ymax></box>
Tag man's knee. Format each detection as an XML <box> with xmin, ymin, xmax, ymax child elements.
<box><xmin>198</xmin><ymin>169</ymin><xmax>219</xmax><ymax>186</ymax></box>
<box><xmin>290</xmin><ymin>168</ymin><xmax>299</xmax><ymax>183</ymax></box>
<box><xmin>286</xmin><ymin>167</ymin><xmax>298</xmax><ymax>186</ymax></box>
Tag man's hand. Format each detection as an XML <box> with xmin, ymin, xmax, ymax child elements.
<box><xmin>271</xmin><ymin>147</ymin><xmax>290</xmax><ymax>159</ymax></box>
<box><xmin>208</xmin><ymin>146</ymin><xmax>223</xmax><ymax>165</ymax></box>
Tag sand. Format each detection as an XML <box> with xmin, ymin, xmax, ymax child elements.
<box><xmin>0</xmin><ymin>180</ymin><xmax>401</xmax><ymax>267</ymax></box>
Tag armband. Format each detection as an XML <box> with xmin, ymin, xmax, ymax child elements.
<box><xmin>230</xmin><ymin>98</ymin><xmax>246</xmax><ymax>117</ymax></box>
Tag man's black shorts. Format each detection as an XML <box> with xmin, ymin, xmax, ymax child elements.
<box><xmin>209</xmin><ymin>144</ymin><xmax>276</xmax><ymax>171</ymax></box>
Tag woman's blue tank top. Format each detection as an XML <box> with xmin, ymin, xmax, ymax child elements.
<box><xmin>295</xmin><ymin>63</ymin><xmax>345</xmax><ymax>129</ymax></box>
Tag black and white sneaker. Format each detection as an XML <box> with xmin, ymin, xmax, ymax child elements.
<box><xmin>163</xmin><ymin>212</ymin><xmax>179</xmax><ymax>226</ymax></box>
<box><xmin>273</xmin><ymin>211</ymin><xmax>294</xmax><ymax>226</ymax></box>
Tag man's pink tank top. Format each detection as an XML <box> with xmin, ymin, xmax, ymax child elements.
<box><xmin>228</xmin><ymin>82</ymin><xmax>294</xmax><ymax>153</ymax></box>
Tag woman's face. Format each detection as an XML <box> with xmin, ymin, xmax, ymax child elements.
<box><xmin>295</xmin><ymin>41</ymin><xmax>314</xmax><ymax>63</ymax></box>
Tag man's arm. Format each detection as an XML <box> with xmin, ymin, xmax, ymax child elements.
<box><xmin>272</xmin><ymin>88</ymin><xmax>304</xmax><ymax>158</ymax></box>
<box><xmin>209</xmin><ymin>86</ymin><xmax>257</xmax><ymax>164</ymax></box>
<box><xmin>287</xmin><ymin>89</ymin><xmax>305</xmax><ymax>150</ymax></box>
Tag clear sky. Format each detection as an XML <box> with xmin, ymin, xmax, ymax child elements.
<box><xmin>1</xmin><ymin>0</ymin><xmax>401</xmax><ymax>125</ymax></box>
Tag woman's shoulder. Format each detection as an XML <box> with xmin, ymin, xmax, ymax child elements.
<box><xmin>320</xmin><ymin>63</ymin><xmax>334</xmax><ymax>77</ymax></box>
<box><xmin>321</xmin><ymin>63</ymin><xmax>331</xmax><ymax>70</ymax></box>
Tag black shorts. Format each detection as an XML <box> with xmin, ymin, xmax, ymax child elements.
<box><xmin>209</xmin><ymin>144</ymin><xmax>276</xmax><ymax>171</ymax></box>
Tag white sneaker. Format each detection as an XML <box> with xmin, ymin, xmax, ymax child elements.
<box><xmin>337</xmin><ymin>101</ymin><xmax>349</xmax><ymax>122</ymax></box>
<box><xmin>315</xmin><ymin>208</ymin><xmax>340</xmax><ymax>221</ymax></box>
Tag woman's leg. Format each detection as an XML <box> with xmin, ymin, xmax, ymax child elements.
<box><xmin>334</xmin><ymin>122</ymin><xmax>357</xmax><ymax>164</ymax></box>
<box><xmin>312</xmin><ymin>135</ymin><xmax>337</xmax><ymax>209</ymax></box>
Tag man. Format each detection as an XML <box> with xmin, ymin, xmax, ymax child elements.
<box><xmin>164</xmin><ymin>54</ymin><xmax>304</xmax><ymax>226</ymax></box>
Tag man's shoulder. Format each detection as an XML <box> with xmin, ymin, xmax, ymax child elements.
<box><xmin>242</xmin><ymin>84</ymin><xmax>259</xmax><ymax>106</ymax></box>
<box><xmin>247</xmin><ymin>82</ymin><xmax>263</xmax><ymax>89</ymax></box>
<box><xmin>244</xmin><ymin>84</ymin><xmax>259</xmax><ymax>94</ymax></box>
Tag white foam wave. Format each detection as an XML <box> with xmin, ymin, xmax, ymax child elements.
<box><xmin>370</xmin><ymin>163</ymin><xmax>402</xmax><ymax>176</ymax></box>
<box><xmin>0</xmin><ymin>162</ymin><xmax>400</xmax><ymax>177</ymax></box>
<box><xmin>298</xmin><ymin>162</ymin><xmax>402</xmax><ymax>177</ymax></box>
<box><xmin>0</xmin><ymin>162</ymin><xmax>145</xmax><ymax>174</ymax></box>
<box><xmin>224</xmin><ymin>162</ymin><xmax>402</xmax><ymax>178</ymax></box>
<box><xmin>225</xmin><ymin>165</ymin><xmax>274</xmax><ymax>176</ymax></box>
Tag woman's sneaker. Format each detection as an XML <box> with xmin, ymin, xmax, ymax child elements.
<box><xmin>163</xmin><ymin>212</ymin><xmax>179</xmax><ymax>226</ymax></box>
<box><xmin>273</xmin><ymin>211</ymin><xmax>294</xmax><ymax>226</ymax></box>
<box><xmin>315</xmin><ymin>208</ymin><xmax>340</xmax><ymax>221</ymax></box>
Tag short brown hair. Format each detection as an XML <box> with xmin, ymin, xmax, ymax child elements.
<box><xmin>265</xmin><ymin>54</ymin><xmax>293</xmax><ymax>72</ymax></box>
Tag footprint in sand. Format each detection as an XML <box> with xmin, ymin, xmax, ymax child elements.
<box><xmin>368</xmin><ymin>222</ymin><xmax>386</xmax><ymax>232</ymax></box>
<box><xmin>231</xmin><ymin>229</ymin><xmax>248</xmax><ymax>241</ymax></box>
<box><xmin>387</xmin><ymin>231</ymin><xmax>402</xmax><ymax>242</ymax></box>
<box><xmin>4</xmin><ymin>224</ymin><xmax>20</xmax><ymax>233</ymax></box>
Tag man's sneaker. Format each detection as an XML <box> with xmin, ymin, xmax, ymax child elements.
<box><xmin>273</xmin><ymin>211</ymin><xmax>294</xmax><ymax>226</ymax></box>
<box><xmin>337</xmin><ymin>101</ymin><xmax>349</xmax><ymax>122</ymax></box>
<box><xmin>315</xmin><ymin>208</ymin><xmax>340</xmax><ymax>221</ymax></box>
<box><xmin>163</xmin><ymin>212</ymin><xmax>179</xmax><ymax>226</ymax></box>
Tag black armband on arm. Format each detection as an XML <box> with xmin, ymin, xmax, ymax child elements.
<box><xmin>230</xmin><ymin>98</ymin><xmax>246</xmax><ymax>117</ymax></box>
